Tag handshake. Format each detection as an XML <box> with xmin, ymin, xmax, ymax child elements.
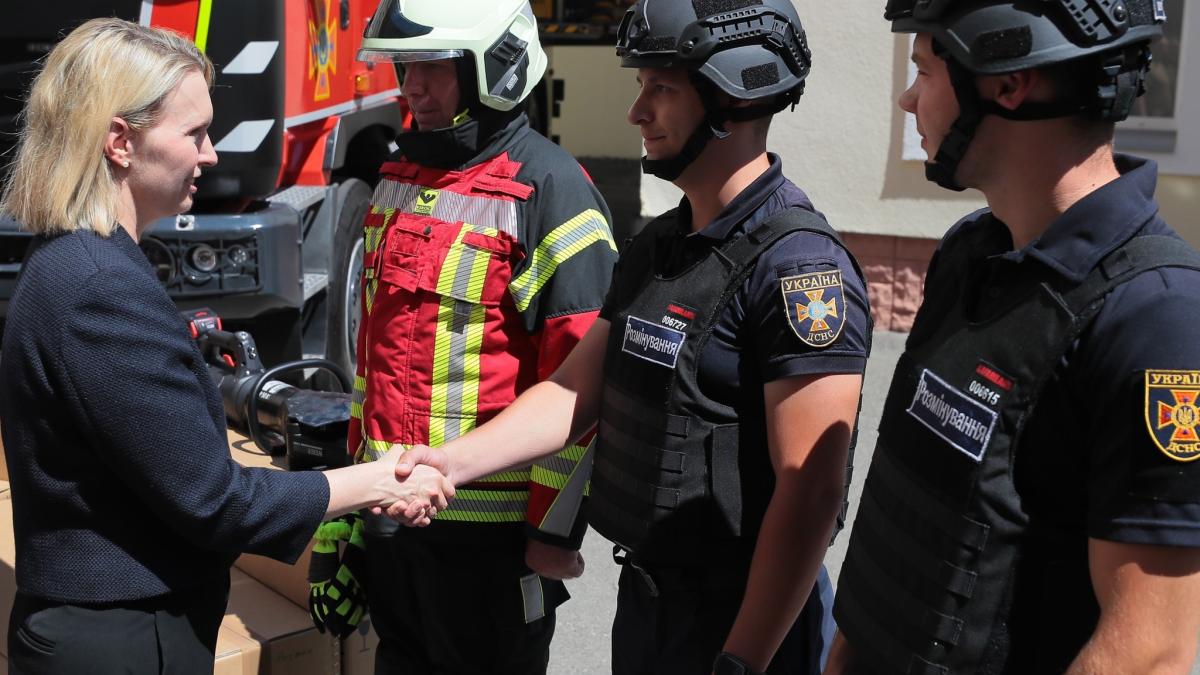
<box><xmin>370</xmin><ymin>444</ymin><xmax>457</xmax><ymax>526</ymax></box>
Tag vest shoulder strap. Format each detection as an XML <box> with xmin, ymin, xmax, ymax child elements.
<box><xmin>721</xmin><ymin>206</ymin><xmax>843</xmax><ymax>269</ymax></box>
<box><xmin>1064</xmin><ymin>235</ymin><xmax>1200</xmax><ymax>318</ymax></box>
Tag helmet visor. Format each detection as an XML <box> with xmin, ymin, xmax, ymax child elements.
<box><xmin>357</xmin><ymin>48</ymin><xmax>464</xmax><ymax>63</ymax></box>
<box><xmin>364</xmin><ymin>0</ymin><xmax>435</xmax><ymax>40</ymax></box>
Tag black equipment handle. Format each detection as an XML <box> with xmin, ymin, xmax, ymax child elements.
<box><xmin>245</xmin><ymin>359</ymin><xmax>351</xmax><ymax>456</ymax></box>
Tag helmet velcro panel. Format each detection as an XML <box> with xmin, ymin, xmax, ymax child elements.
<box><xmin>639</xmin><ymin>36</ymin><xmax>680</xmax><ymax>53</ymax></box>
<box><xmin>972</xmin><ymin>27</ymin><xmax>1034</xmax><ymax>62</ymax></box>
<box><xmin>692</xmin><ymin>0</ymin><xmax>762</xmax><ymax>19</ymax></box>
<box><xmin>741</xmin><ymin>62</ymin><xmax>781</xmax><ymax>90</ymax></box>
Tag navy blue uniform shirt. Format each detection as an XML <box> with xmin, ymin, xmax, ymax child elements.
<box><xmin>942</xmin><ymin>156</ymin><xmax>1200</xmax><ymax>547</ymax></box>
<box><xmin>602</xmin><ymin>154</ymin><xmax>870</xmax><ymax>413</ymax></box>
<box><xmin>927</xmin><ymin>155</ymin><xmax>1200</xmax><ymax>663</ymax></box>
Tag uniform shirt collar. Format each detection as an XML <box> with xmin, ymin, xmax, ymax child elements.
<box><xmin>995</xmin><ymin>155</ymin><xmax>1161</xmax><ymax>282</ymax></box>
<box><xmin>676</xmin><ymin>153</ymin><xmax>786</xmax><ymax>241</ymax></box>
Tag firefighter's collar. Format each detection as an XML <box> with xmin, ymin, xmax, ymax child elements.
<box><xmin>394</xmin><ymin>108</ymin><xmax>523</xmax><ymax>170</ymax></box>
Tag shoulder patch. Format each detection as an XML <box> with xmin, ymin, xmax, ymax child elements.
<box><xmin>780</xmin><ymin>270</ymin><xmax>845</xmax><ymax>348</ymax></box>
<box><xmin>1145</xmin><ymin>369</ymin><xmax>1200</xmax><ymax>462</ymax></box>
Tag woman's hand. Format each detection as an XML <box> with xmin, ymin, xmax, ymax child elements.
<box><xmin>368</xmin><ymin>445</ymin><xmax>455</xmax><ymax>526</ymax></box>
<box><xmin>380</xmin><ymin>445</ymin><xmax>454</xmax><ymax>526</ymax></box>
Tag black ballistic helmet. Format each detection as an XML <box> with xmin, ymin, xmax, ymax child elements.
<box><xmin>616</xmin><ymin>0</ymin><xmax>813</xmax><ymax>180</ymax></box>
<box><xmin>887</xmin><ymin>0</ymin><xmax>1166</xmax><ymax>190</ymax></box>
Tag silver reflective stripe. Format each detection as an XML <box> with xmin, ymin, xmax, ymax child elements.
<box><xmin>434</xmin><ymin>229</ymin><xmax>489</xmax><ymax>442</ymax></box>
<box><xmin>520</xmin><ymin>574</ymin><xmax>545</xmax><ymax>624</ymax></box>
<box><xmin>370</xmin><ymin>181</ymin><xmax>520</xmax><ymax>237</ymax></box>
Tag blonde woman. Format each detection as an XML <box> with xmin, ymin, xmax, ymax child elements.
<box><xmin>0</xmin><ymin>19</ymin><xmax>447</xmax><ymax>674</ymax></box>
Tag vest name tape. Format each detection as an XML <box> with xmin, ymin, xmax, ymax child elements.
<box><xmin>907</xmin><ymin>368</ymin><xmax>998</xmax><ymax>462</ymax></box>
<box><xmin>621</xmin><ymin>315</ymin><xmax>686</xmax><ymax>369</ymax></box>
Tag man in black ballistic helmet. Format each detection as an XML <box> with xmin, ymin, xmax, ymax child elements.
<box><xmin>827</xmin><ymin>2</ymin><xmax>1200</xmax><ymax>674</ymax></box>
<box><xmin>387</xmin><ymin>0</ymin><xmax>873</xmax><ymax>673</ymax></box>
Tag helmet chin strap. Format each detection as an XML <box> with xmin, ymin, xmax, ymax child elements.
<box><xmin>925</xmin><ymin>50</ymin><xmax>986</xmax><ymax>192</ymax></box>
<box><xmin>925</xmin><ymin>40</ymin><xmax>1150</xmax><ymax>192</ymax></box>
<box><xmin>641</xmin><ymin>73</ymin><xmax>790</xmax><ymax>182</ymax></box>
<box><xmin>641</xmin><ymin>119</ymin><xmax>723</xmax><ymax>181</ymax></box>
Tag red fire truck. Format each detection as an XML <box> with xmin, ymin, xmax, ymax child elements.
<box><xmin>0</xmin><ymin>0</ymin><xmax>636</xmax><ymax>373</ymax></box>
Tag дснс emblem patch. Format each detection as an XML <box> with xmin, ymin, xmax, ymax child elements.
<box><xmin>1145</xmin><ymin>369</ymin><xmax>1200</xmax><ymax>462</ymax></box>
<box><xmin>780</xmin><ymin>270</ymin><xmax>845</xmax><ymax>348</ymax></box>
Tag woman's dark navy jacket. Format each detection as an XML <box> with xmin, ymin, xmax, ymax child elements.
<box><xmin>0</xmin><ymin>226</ymin><xmax>329</xmax><ymax>604</ymax></box>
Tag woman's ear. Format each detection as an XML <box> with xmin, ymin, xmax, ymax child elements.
<box><xmin>105</xmin><ymin>117</ymin><xmax>133</xmax><ymax>169</ymax></box>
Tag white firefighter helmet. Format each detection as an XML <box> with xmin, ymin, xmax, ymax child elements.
<box><xmin>358</xmin><ymin>0</ymin><xmax>546</xmax><ymax>112</ymax></box>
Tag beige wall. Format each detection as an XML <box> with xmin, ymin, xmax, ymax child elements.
<box><xmin>638</xmin><ymin>2</ymin><xmax>1200</xmax><ymax>245</ymax></box>
<box><xmin>544</xmin><ymin>45</ymin><xmax>643</xmax><ymax>161</ymax></box>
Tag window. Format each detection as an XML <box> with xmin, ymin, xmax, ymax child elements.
<box><xmin>1115</xmin><ymin>0</ymin><xmax>1198</xmax><ymax>175</ymax></box>
<box><xmin>901</xmin><ymin>3</ymin><xmax>1199</xmax><ymax>175</ymax></box>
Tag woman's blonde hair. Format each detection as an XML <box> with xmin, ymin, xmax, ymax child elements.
<box><xmin>0</xmin><ymin>18</ymin><xmax>214</xmax><ymax>236</ymax></box>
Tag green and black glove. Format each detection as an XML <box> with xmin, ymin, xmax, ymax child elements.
<box><xmin>307</xmin><ymin>512</ymin><xmax>368</xmax><ymax>638</ymax></box>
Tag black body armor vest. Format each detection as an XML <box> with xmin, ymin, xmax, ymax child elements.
<box><xmin>590</xmin><ymin>207</ymin><xmax>866</xmax><ymax>565</ymax></box>
<box><xmin>834</xmin><ymin>230</ymin><xmax>1200</xmax><ymax>675</ymax></box>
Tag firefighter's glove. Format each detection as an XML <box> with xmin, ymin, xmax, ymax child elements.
<box><xmin>307</xmin><ymin>513</ymin><xmax>368</xmax><ymax>638</ymax></box>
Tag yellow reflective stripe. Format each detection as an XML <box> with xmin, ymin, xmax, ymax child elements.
<box><xmin>429</xmin><ymin>298</ymin><xmax>486</xmax><ymax>446</ymax></box>
<box><xmin>194</xmin><ymin>0</ymin><xmax>213</xmax><ymax>52</ymax></box>
<box><xmin>474</xmin><ymin>469</ymin><xmax>532</xmax><ymax>484</ymax></box>
<box><xmin>509</xmin><ymin>210</ymin><xmax>616</xmax><ymax>311</ymax></box>
<box><xmin>530</xmin><ymin>444</ymin><xmax>587</xmax><ymax>490</ymax></box>
<box><xmin>364</xmin><ymin>278</ymin><xmax>378</xmax><ymax>315</ymax></box>
<box><xmin>361</xmin><ymin>438</ymin><xmax>395</xmax><ymax>463</ymax></box>
<box><xmin>364</xmin><ymin>224</ymin><xmax>387</xmax><ymax>255</ymax></box>
<box><xmin>352</xmin><ymin>376</ymin><xmax>367</xmax><ymax>417</ymax></box>
<box><xmin>429</xmin><ymin>225</ymin><xmax>490</xmax><ymax>446</ymax></box>
<box><xmin>439</xmin><ymin>488</ymin><xmax>529</xmax><ymax>522</ymax></box>
<box><xmin>435</xmin><ymin>226</ymin><xmax>491</xmax><ymax>302</ymax></box>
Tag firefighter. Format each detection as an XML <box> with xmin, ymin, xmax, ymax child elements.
<box><xmin>389</xmin><ymin>0</ymin><xmax>873</xmax><ymax>672</ymax></box>
<box><xmin>310</xmin><ymin>0</ymin><xmax>619</xmax><ymax>672</ymax></box>
<box><xmin>825</xmin><ymin>2</ymin><xmax>1200</xmax><ymax>674</ymax></box>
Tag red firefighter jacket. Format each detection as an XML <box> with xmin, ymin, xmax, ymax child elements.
<box><xmin>351</xmin><ymin>118</ymin><xmax>616</xmax><ymax>545</ymax></box>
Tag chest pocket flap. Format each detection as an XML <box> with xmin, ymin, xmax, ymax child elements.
<box><xmin>379</xmin><ymin>218</ymin><xmax>518</xmax><ymax>307</ymax></box>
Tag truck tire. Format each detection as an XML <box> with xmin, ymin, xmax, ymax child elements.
<box><xmin>326</xmin><ymin>177</ymin><xmax>372</xmax><ymax>380</ymax></box>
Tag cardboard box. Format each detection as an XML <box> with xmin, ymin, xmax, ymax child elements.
<box><xmin>228</xmin><ymin>429</ymin><xmax>317</xmax><ymax>610</ymax></box>
<box><xmin>340</xmin><ymin>618</ymin><xmax>380</xmax><ymax>675</ymax></box>
<box><xmin>214</xmin><ymin>625</ymin><xmax>260</xmax><ymax>675</ymax></box>
<box><xmin>223</xmin><ymin>568</ymin><xmax>338</xmax><ymax>675</ymax></box>
<box><xmin>0</xmin><ymin>435</ymin><xmax>8</xmax><ymax>482</ymax></box>
<box><xmin>0</xmin><ymin>481</ymin><xmax>9</xmax><ymax>500</ymax></box>
<box><xmin>235</xmin><ymin>542</ymin><xmax>313</xmax><ymax>610</ymax></box>
<box><xmin>227</xmin><ymin>430</ymin><xmax>288</xmax><ymax>471</ymax></box>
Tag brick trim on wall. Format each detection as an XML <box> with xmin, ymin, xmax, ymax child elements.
<box><xmin>841</xmin><ymin>233</ymin><xmax>939</xmax><ymax>333</ymax></box>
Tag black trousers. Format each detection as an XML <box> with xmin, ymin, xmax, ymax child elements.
<box><xmin>364</xmin><ymin>520</ymin><xmax>568</xmax><ymax>675</ymax></box>
<box><xmin>611</xmin><ymin>562</ymin><xmax>835</xmax><ymax>675</ymax></box>
<box><xmin>7</xmin><ymin>576</ymin><xmax>230</xmax><ymax>675</ymax></box>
